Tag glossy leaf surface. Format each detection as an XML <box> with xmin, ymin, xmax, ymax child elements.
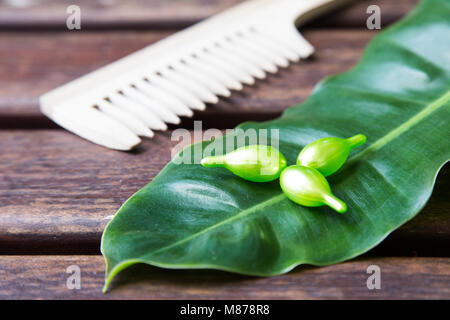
<box><xmin>102</xmin><ymin>0</ymin><xmax>450</xmax><ymax>291</ymax></box>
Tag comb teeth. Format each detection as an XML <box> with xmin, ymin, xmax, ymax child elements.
<box><xmin>40</xmin><ymin>0</ymin><xmax>342</xmax><ymax>150</ymax></box>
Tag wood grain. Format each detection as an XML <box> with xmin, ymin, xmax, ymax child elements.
<box><xmin>0</xmin><ymin>30</ymin><xmax>378</xmax><ymax>128</ymax></box>
<box><xmin>0</xmin><ymin>256</ymin><xmax>448</xmax><ymax>299</ymax></box>
<box><xmin>0</xmin><ymin>0</ymin><xmax>418</xmax><ymax>29</ymax></box>
<box><xmin>0</xmin><ymin>130</ymin><xmax>448</xmax><ymax>255</ymax></box>
<box><xmin>0</xmin><ymin>0</ymin><xmax>446</xmax><ymax>301</ymax></box>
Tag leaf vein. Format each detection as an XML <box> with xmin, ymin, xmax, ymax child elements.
<box><xmin>145</xmin><ymin>193</ymin><xmax>286</xmax><ymax>258</ymax></box>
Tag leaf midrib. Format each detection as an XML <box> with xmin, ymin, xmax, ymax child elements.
<box><xmin>145</xmin><ymin>194</ymin><xmax>286</xmax><ymax>258</ymax></box>
<box><xmin>350</xmin><ymin>90</ymin><xmax>450</xmax><ymax>163</ymax></box>
<box><xmin>144</xmin><ymin>89</ymin><xmax>450</xmax><ymax>259</ymax></box>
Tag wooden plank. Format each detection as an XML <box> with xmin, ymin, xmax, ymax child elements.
<box><xmin>0</xmin><ymin>130</ymin><xmax>448</xmax><ymax>255</ymax></box>
<box><xmin>0</xmin><ymin>0</ymin><xmax>418</xmax><ymax>29</ymax></box>
<box><xmin>0</xmin><ymin>256</ymin><xmax>448</xmax><ymax>299</ymax></box>
<box><xmin>0</xmin><ymin>30</ymin><xmax>378</xmax><ymax>128</ymax></box>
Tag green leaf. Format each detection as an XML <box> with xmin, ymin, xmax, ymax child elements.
<box><xmin>101</xmin><ymin>0</ymin><xmax>450</xmax><ymax>292</ymax></box>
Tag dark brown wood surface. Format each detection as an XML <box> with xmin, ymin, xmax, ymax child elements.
<box><xmin>0</xmin><ymin>256</ymin><xmax>448</xmax><ymax>299</ymax></box>
<box><xmin>0</xmin><ymin>0</ymin><xmax>448</xmax><ymax>299</ymax></box>
<box><xmin>0</xmin><ymin>0</ymin><xmax>418</xmax><ymax>29</ymax></box>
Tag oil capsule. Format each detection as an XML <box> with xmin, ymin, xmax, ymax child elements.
<box><xmin>280</xmin><ymin>165</ymin><xmax>347</xmax><ymax>213</ymax></box>
<box><xmin>297</xmin><ymin>134</ymin><xmax>367</xmax><ymax>176</ymax></box>
<box><xmin>201</xmin><ymin>145</ymin><xmax>287</xmax><ymax>182</ymax></box>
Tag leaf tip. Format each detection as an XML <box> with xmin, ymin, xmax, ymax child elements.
<box><xmin>102</xmin><ymin>277</ymin><xmax>112</xmax><ymax>294</ymax></box>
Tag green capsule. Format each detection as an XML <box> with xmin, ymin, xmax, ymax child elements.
<box><xmin>297</xmin><ymin>134</ymin><xmax>367</xmax><ymax>176</ymax></box>
<box><xmin>201</xmin><ymin>145</ymin><xmax>287</xmax><ymax>182</ymax></box>
<box><xmin>280</xmin><ymin>165</ymin><xmax>347</xmax><ymax>213</ymax></box>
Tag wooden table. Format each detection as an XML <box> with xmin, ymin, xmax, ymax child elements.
<box><xmin>0</xmin><ymin>0</ymin><xmax>448</xmax><ymax>300</ymax></box>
